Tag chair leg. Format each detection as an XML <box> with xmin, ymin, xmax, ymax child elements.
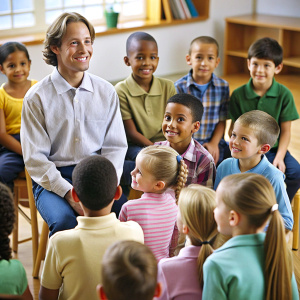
<box><xmin>292</xmin><ymin>190</ymin><xmax>300</xmax><ymax>251</ymax></box>
<box><xmin>33</xmin><ymin>221</ymin><xmax>49</xmax><ymax>279</ymax></box>
<box><xmin>12</xmin><ymin>186</ymin><xmax>19</xmax><ymax>253</ymax></box>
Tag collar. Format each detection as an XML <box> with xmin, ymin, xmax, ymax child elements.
<box><xmin>178</xmin><ymin>245</ymin><xmax>202</xmax><ymax>258</ymax></box>
<box><xmin>187</xmin><ymin>70</ymin><xmax>217</xmax><ymax>87</ymax></box>
<box><xmin>245</xmin><ymin>78</ymin><xmax>279</xmax><ymax>100</ymax></box>
<box><xmin>126</xmin><ymin>74</ymin><xmax>161</xmax><ymax>96</ymax></box>
<box><xmin>182</xmin><ymin>139</ymin><xmax>196</xmax><ymax>162</ymax></box>
<box><xmin>51</xmin><ymin>67</ymin><xmax>94</xmax><ymax>94</ymax></box>
<box><xmin>76</xmin><ymin>213</ymin><xmax>118</xmax><ymax>230</ymax></box>
<box><xmin>233</xmin><ymin>155</ymin><xmax>268</xmax><ymax>174</ymax></box>
<box><xmin>141</xmin><ymin>192</ymin><xmax>170</xmax><ymax>200</ymax></box>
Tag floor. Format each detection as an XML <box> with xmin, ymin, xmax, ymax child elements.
<box><xmin>11</xmin><ymin>73</ymin><xmax>300</xmax><ymax>299</ymax></box>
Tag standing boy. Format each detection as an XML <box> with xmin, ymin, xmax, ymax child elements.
<box><xmin>215</xmin><ymin>111</ymin><xmax>293</xmax><ymax>231</ymax></box>
<box><xmin>156</xmin><ymin>94</ymin><xmax>215</xmax><ymax>188</ymax></box>
<box><xmin>175</xmin><ymin>36</ymin><xmax>230</xmax><ymax>164</ymax></box>
<box><xmin>115</xmin><ymin>31</ymin><xmax>176</xmax><ymax>188</ymax></box>
<box><xmin>229</xmin><ymin>37</ymin><xmax>300</xmax><ymax>201</ymax></box>
<box><xmin>21</xmin><ymin>13</ymin><xmax>127</xmax><ymax>236</ymax></box>
<box><xmin>39</xmin><ymin>156</ymin><xmax>144</xmax><ymax>300</ymax></box>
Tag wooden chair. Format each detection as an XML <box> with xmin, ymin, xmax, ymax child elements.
<box><xmin>292</xmin><ymin>189</ymin><xmax>300</xmax><ymax>251</ymax></box>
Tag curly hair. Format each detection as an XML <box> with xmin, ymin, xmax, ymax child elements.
<box><xmin>0</xmin><ymin>183</ymin><xmax>15</xmax><ymax>261</ymax></box>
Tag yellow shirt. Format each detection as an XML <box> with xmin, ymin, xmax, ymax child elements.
<box><xmin>0</xmin><ymin>80</ymin><xmax>37</xmax><ymax>134</ymax></box>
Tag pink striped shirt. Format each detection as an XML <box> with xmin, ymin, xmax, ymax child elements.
<box><xmin>119</xmin><ymin>192</ymin><xmax>178</xmax><ymax>261</ymax></box>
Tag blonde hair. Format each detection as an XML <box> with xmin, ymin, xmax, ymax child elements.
<box><xmin>219</xmin><ymin>173</ymin><xmax>292</xmax><ymax>300</ymax></box>
<box><xmin>138</xmin><ymin>145</ymin><xmax>188</xmax><ymax>202</ymax></box>
<box><xmin>178</xmin><ymin>185</ymin><xmax>218</xmax><ymax>287</ymax></box>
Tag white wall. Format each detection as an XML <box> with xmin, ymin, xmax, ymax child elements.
<box><xmin>256</xmin><ymin>0</ymin><xmax>300</xmax><ymax>18</ymax></box>
<box><xmin>0</xmin><ymin>0</ymin><xmax>252</xmax><ymax>85</ymax></box>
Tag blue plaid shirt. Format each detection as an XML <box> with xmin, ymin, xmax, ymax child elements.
<box><xmin>175</xmin><ymin>71</ymin><xmax>229</xmax><ymax>141</ymax></box>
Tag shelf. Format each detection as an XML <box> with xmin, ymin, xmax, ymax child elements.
<box><xmin>283</xmin><ymin>57</ymin><xmax>300</xmax><ymax>68</ymax></box>
<box><xmin>226</xmin><ymin>50</ymin><xmax>248</xmax><ymax>58</ymax></box>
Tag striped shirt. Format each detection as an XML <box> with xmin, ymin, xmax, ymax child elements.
<box><xmin>155</xmin><ymin>139</ymin><xmax>216</xmax><ymax>188</ymax></box>
<box><xmin>175</xmin><ymin>71</ymin><xmax>229</xmax><ymax>141</ymax></box>
<box><xmin>119</xmin><ymin>192</ymin><xmax>178</xmax><ymax>261</ymax></box>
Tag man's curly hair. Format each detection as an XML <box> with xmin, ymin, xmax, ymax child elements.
<box><xmin>0</xmin><ymin>183</ymin><xmax>15</xmax><ymax>261</ymax></box>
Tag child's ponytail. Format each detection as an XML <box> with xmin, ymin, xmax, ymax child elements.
<box><xmin>175</xmin><ymin>157</ymin><xmax>188</xmax><ymax>203</ymax></box>
<box><xmin>178</xmin><ymin>185</ymin><xmax>218</xmax><ymax>287</ymax></box>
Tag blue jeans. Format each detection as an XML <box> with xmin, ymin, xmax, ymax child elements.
<box><xmin>0</xmin><ymin>134</ymin><xmax>24</xmax><ymax>189</ymax></box>
<box><xmin>266</xmin><ymin>149</ymin><xmax>300</xmax><ymax>201</ymax></box>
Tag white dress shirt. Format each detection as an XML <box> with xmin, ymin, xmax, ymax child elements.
<box><xmin>21</xmin><ymin>68</ymin><xmax>127</xmax><ymax>198</ymax></box>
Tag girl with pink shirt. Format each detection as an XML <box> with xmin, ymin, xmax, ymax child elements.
<box><xmin>119</xmin><ymin>145</ymin><xmax>188</xmax><ymax>261</ymax></box>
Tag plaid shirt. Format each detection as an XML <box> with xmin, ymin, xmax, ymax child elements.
<box><xmin>155</xmin><ymin>139</ymin><xmax>216</xmax><ymax>188</ymax></box>
<box><xmin>175</xmin><ymin>71</ymin><xmax>229</xmax><ymax>141</ymax></box>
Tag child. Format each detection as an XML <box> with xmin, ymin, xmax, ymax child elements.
<box><xmin>155</xmin><ymin>93</ymin><xmax>216</xmax><ymax>188</ymax></box>
<box><xmin>0</xmin><ymin>182</ymin><xmax>33</xmax><ymax>299</ymax></box>
<box><xmin>175</xmin><ymin>36</ymin><xmax>230</xmax><ymax>164</ymax></box>
<box><xmin>119</xmin><ymin>145</ymin><xmax>188</xmax><ymax>261</ymax></box>
<box><xmin>229</xmin><ymin>37</ymin><xmax>300</xmax><ymax>201</ymax></box>
<box><xmin>39</xmin><ymin>156</ymin><xmax>144</xmax><ymax>300</ymax></box>
<box><xmin>214</xmin><ymin>110</ymin><xmax>293</xmax><ymax>231</ymax></box>
<box><xmin>98</xmin><ymin>240</ymin><xmax>161</xmax><ymax>300</ymax></box>
<box><xmin>157</xmin><ymin>184</ymin><xmax>218</xmax><ymax>300</ymax></box>
<box><xmin>0</xmin><ymin>42</ymin><xmax>37</xmax><ymax>190</ymax></box>
<box><xmin>203</xmin><ymin>173</ymin><xmax>299</xmax><ymax>300</ymax></box>
<box><xmin>115</xmin><ymin>31</ymin><xmax>176</xmax><ymax>188</ymax></box>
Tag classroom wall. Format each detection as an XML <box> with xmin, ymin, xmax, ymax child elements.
<box><xmin>256</xmin><ymin>0</ymin><xmax>300</xmax><ymax>18</ymax></box>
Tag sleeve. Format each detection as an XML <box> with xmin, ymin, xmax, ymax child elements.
<box><xmin>20</xmin><ymin>93</ymin><xmax>72</xmax><ymax>197</ymax></box>
<box><xmin>229</xmin><ymin>89</ymin><xmax>243</xmax><ymax>122</ymax></box>
<box><xmin>115</xmin><ymin>82</ymin><xmax>133</xmax><ymax>121</ymax></box>
<box><xmin>118</xmin><ymin>203</ymin><xmax>128</xmax><ymax>221</ymax></box>
<box><xmin>18</xmin><ymin>261</ymin><xmax>28</xmax><ymax>295</ymax></box>
<box><xmin>196</xmin><ymin>156</ymin><xmax>216</xmax><ymax>188</ymax></box>
<box><xmin>157</xmin><ymin>261</ymin><xmax>170</xmax><ymax>300</ymax></box>
<box><xmin>40</xmin><ymin>238</ymin><xmax>63</xmax><ymax>290</ymax></box>
<box><xmin>219</xmin><ymin>83</ymin><xmax>230</xmax><ymax>121</ymax></box>
<box><xmin>100</xmin><ymin>90</ymin><xmax>128</xmax><ymax>182</ymax></box>
<box><xmin>278</xmin><ymin>87</ymin><xmax>299</xmax><ymax>122</ymax></box>
<box><xmin>203</xmin><ymin>258</ymin><xmax>228</xmax><ymax>300</ymax></box>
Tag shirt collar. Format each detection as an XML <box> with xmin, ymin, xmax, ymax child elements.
<box><xmin>245</xmin><ymin>78</ymin><xmax>279</xmax><ymax>100</ymax></box>
<box><xmin>76</xmin><ymin>213</ymin><xmax>118</xmax><ymax>230</ymax></box>
<box><xmin>127</xmin><ymin>74</ymin><xmax>161</xmax><ymax>96</ymax></box>
<box><xmin>186</xmin><ymin>69</ymin><xmax>216</xmax><ymax>87</ymax></box>
<box><xmin>182</xmin><ymin>139</ymin><xmax>196</xmax><ymax>162</ymax></box>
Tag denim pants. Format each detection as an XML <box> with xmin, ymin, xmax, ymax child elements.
<box><xmin>266</xmin><ymin>149</ymin><xmax>300</xmax><ymax>201</ymax></box>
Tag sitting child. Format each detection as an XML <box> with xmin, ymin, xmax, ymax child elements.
<box><xmin>155</xmin><ymin>93</ymin><xmax>215</xmax><ymax>188</ymax></box>
<box><xmin>175</xmin><ymin>36</ymin><xmax>230</xmax><ymax>164</ymax></box>
<box><xmin>157</xmin><ymin>184</ymin><xmax>218</xmax><ymax>300</ymax></box>
<box><xmin>0</xmin><ymin>182</ymin><xmax>33</xmax><ymax>299</ymax></box>
<box><xmin>39</xmin><ymin>156</ymin><xmax>144</xmax><ymax>300</ymax></box>
<box><xmin>214</xmin><ymin>110</ymin><xmax>293</xmax><ymax>231</ymax></box>
<box><xmin>119</xmin><ymin>145</ymin><xmax>188</xmax><ymax>261</ymax></box>
<box><xmin>203</xmin><ymin>173</ymin><xmax>298</xmax><ymax>300</ymax></box>
<box><xmin>98</xmin><ymin>240</ymin><xmax>161</xmax><ymax>300</ymax></box>
<box><xmin>115</xmin><ymin>31</ymin><xmax>176</xmax><ymax>190</ymax></box>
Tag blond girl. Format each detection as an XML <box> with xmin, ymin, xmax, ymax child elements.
<box><xmin>119</xmin><ymin>145</ymin><xmax>188</xmax><ymax>261</ymax></box>
<box><xmin>203</xmin><ymin>173</ymin><xmax>298</xmax><ymax>300</ymax></box>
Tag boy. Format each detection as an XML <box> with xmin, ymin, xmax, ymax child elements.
<box><xmin>97</xmin><ymin>240</ymin><xmax>161</xmax><ymax>300</ymax></box>
<box><xmin>229</xmin><ymin>37</ymin><xmax>300</xmax><ymax>201</ymax></box>
<box><xmin>175</xmin><ymin>36</ymin><xmax>230</xmax><ymax>164</ymax></box>
<box><xmin>115</xmin><ymin>31</ymin><xmax>176</xmax><ymax>187</ymax></box>
<box><xmin>214</xmin><ymin>110</ymin><xmax>293</xmax><ymax>231</ymax></box>
<box><xmin>156</xmin><ymin>93</ymin><xmax>215</xmax><ymax>188</ymax></box>
<box><xmin>39</xmin><ymin>156</ymin><xmax>144</xmax><ymax>300</ymax></box>
<box><xmin>20</xmin><ymin>12</ymin><xmax>127</xmax><ymax>236</ymax></box>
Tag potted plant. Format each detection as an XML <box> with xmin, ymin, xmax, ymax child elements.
<box><xmin>104</xmin><ymin>2</ymin><xmax>119</xmax><ymax>29</ymax></box>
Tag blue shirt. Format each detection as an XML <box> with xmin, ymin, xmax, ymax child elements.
<box><xmin>175</xmin><ymin>71</ymin><xmax>229</xmax><ymax>141</ymax></box>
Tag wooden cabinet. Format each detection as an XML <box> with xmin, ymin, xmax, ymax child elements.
<box><xmin>224</xmin><ymin>14</ymin><xmax>300</xmax><ymax>75</ymax></box>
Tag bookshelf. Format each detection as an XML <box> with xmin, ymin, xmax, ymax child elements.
<box><xmin>147</xmin><ymin>0</ymin><xmax>210</xmax><ymax>24</ymax></box>
<box><xmin>224</xmin><ymin>14</ymin><xmax>300</xmax><ymax>75</ymax></box>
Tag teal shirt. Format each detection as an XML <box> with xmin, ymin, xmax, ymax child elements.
<box><xmin>229</xmin><ymin>78</ymin><xmax>299</xmax><ymax>148</ymax></box>
<box><xmin>202</xmin><ymin>233</ymin><xmax>299</xmax><ymax>300</ymax></box>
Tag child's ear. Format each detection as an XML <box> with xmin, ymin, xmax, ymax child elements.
<box><xmin>154</xmin><ymin>282</ymin><xmax>163</xmax><ymax>298</ymax></box>
<box><xmin>258</xmin><ymin>143</ymin><xmax>271</xmax><ymax>154</ymax></box>
<box><xmin>229</xmin><ymin>210</ymin><xmax>240</xmax><ymax>227</ymax></box>
<box><xmin>247</xmin><ymin>59</ymin><xmax>251</xmax><ymax>71</ymax></box>
<box><xmin>96</xmin><ymin>285</ymin><xmax>107</xmax><ymax>300</ymax></box>
<box><xmin>124</xmin><ymin>56</ymin><xmax>130</xmax><ymax>66</ymax></box>
<box><xmin>182</xmin><ymin>224</ymin><xmax>189</xmax><ymax>235</ymax></box>
<box><xmin>0</xmin><ymin>64</ymin><xmax>4</xmax><ymax>74</ymax></box>
<box><xmin>215</xmin><ymin>57</ymin><xmax>221</xmax><ymax>68</ymax></box>
<box><xmin>274</xmin><ymin>63</ymin><xmax>283</xmax><ymax>75</ymax></box>
<box><xmin>192</xmin><ymin>121</ymin><xmax>200</xmax><ymax>133</ymax></box>
<box><xmin>186</xmin><ymin>54</ymin><xmax>192</xmax><ymax>66</ymax></box>
<box><xmin>155</xmin><ymin>181</ymin><xmax>165</xmax><ymax>191</ymax></box>
<box><xmin>71</xmin><ymin>187</ymin><xmax>80</xmax><ymax>203</ymax></box>
<box><xmin>114</xmin><ymin>185</ymin><xmax>122</xmax><ymax>201</ymax></box>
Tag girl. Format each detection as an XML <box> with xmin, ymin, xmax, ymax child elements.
<box><xmin>119</xmin><ymin>145</ymin><xmax>188</xmax><ymax>261</ymax></box>
<box><xmin>203</xmin><ymin>173</ymin><xmax>298</xmax><ymax>300</ymax></box>
<box><xmin>157</xmin><ymin>184</ymin><xmax>219</xmax><ymax>300</ymax></box>
<box><xmin>0</xmin><ymin>182</ymin><xmax>33</xmax><ymax>298</ymax></box>
<box><xmin>0</xmin><ymin>42</ymin><xmax>37</xmax><ymax>189</ymax></box>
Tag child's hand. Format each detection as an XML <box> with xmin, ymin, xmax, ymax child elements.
<box><xmin>203</xmin><ymin>142</ymin><xmax>219</xmax><ymax>164</ymax></box>
<box><xmin>273</xmin><ymin>158</ymin><xmax>286</xmax><ymax>173</ymax></box>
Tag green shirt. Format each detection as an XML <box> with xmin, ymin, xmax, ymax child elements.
<box><xmin>115</xmin><ymin>74</ymin><xmax>176</xmax><ymax>143</ymax></box>
<box><xmin>229</xmin><ymin>78</ymin><xmax>299</xmax><ymax>148</ymax></box>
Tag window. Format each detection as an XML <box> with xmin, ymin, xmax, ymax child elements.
<box><xmin>0</xmin><ymin>0</ymin><xmax>146</xmax><ymax>37</ymax></box>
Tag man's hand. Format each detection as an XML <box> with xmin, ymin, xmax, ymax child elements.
<box><xmin>203</xmin><ymin>142</ymin><xmax>220</xmax><ymax>164</ymax></box>
<box><xmin>64</xmin><ymin>190</ymin><xmax>84</xmax><ymax>216</ymax></box>
<box><xmin>273</xmin><ymin>157</ymin><xmax>286</xmax><ymax>174</ymax></box>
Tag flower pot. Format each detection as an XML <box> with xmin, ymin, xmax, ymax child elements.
<box><xmin>104</xmin><ymin>11</ymin><xmax>119</xmax><ymax>29</ymax></box>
